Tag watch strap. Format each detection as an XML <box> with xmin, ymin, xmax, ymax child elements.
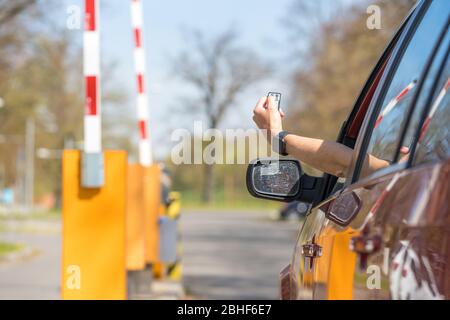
<box><xmin>273</xmin><ymin>131</ymin><xmax>290</xmax><ymax>156</ymax></box>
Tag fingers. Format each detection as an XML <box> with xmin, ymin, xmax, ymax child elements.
<box><xmin>253</xmin><ymin>96</ymin><xmax>285</xmax><ymax>119</ymax></box>
<box><xmin>266</xmin><ymin>96</ymin><xmax>276</xmax><ymax>111</ymax></box>
<box><xmin>398</xmin><ymin>146</ymin><xmax>411</xmax><ymax>163</ymax></box>
<box><xmin>253</xmin><ymin>96</ymin><xmax>267</xmax><ymax>114</ymax></box>
<box><xmin>256</xmin><ymin>96</ymin><xmax>267</xmax><ymax>110</ymax></box>
<box><xmin>400</xmin><ymin>146</ymin><xmax>410</xmax><ymax>155</ymax></box>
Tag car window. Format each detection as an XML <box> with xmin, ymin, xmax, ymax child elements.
<box><xmin>400</xmin><ymin>29</ymin><xmax>450</xmax><ymax>165</ymax></box>
<box><xmin>413</xmin><ymin>52</ymin><xmax>450</xmax><ymax>165</ymax></box>
<box><xmin>359</xmin><ymin>0</ymin><xmax>449</xmax><ymax>180</ymax></box>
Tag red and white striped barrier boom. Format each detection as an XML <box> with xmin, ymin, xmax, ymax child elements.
<box><xmin>419</xmin><ymin>77</ymin><xmax>450</xmax><ymax>141</ymax></box>
<box><xmin>131</xmin><ymin>0</ymin><xmax>153</xmax><ymax>166</ymax></box>
<box><xmin>84</xmin><ymin>0</ymin><xmax>101</xmax><ymax>154</ymax></box>
<box><xmin>375</xmin><ymin>80</ymin><xmax>417</xmax><ymax>128</ymax></box>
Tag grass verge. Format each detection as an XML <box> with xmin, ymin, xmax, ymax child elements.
<box><xmin>0</xmin><ymin>209</ymin><xmax>60</xmax><ymax>221</ymax></box>
<box><xmin>180</xmin><ymin>190</ymin><xmax>281</xmax><ymax>211</ymax></box>
<box><xmin>0</xmin><ymin>241</ymin><xmax>23</xmax><ymax>257</ymax></box>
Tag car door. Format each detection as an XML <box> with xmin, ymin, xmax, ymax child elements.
<box><xmin>346</xmin><ymin>0</ymin><xmax>450</xmax><ymax>300</ymax></box>
<box><xmin>387</xmin><ymin>29</ymin><xmax>450</xmax><ymax>300</ymax></box>
<box><xmin>287</xmin><ymin>2</ymin><xmax>413</xmax><ymax>300</ymax></box>
<box><xmin>289</xmin><ymin>0</ymin><xmax>450</xmax><ymax>300</ymax></box>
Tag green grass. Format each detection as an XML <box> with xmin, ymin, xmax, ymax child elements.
<box><xmin>0</xmin><ymin>209</ymin><xmax>60</xmax><ymax>221</ymax></box>
<box><xmin>0</xmin><ymin>241</ymin><xmax>22</xmax><ymax>257</ymax></box>
<box><xmin>179</xmin><ymin>189</ymin><xmax>281</xmax><ymax>211</ymax></box>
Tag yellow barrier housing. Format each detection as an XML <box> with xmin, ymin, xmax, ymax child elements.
<box><xmin>126</xmin><ymin>164</ymin><xmax>146</xmax><ymax>271</ymax></box>
<box><xmin>143</xmin><ymin>165</ymin><xmax>161</xmax><ymax>264</ymax></box>
<box><xmin>61</xmin><ymin>150</ymin><xmax>127</xmax><ymax>300</ymax></box>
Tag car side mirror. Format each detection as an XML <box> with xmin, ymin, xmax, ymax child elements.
<box><xmin>325</xmin><ymin>191</ymin><xmax>362</xmax><ymax>226</ymax></box>
<box><xmin>246</xmin><ymin>158</ymin><xmax>324</xmax><ymax>204</ymax></box>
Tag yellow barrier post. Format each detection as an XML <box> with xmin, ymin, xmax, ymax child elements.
<box><xmin>126</xmin><ymin>164</ymin><xmax>154</xmax><ymax>298</ymax></box>
<box><xmin>143</xmin><ymin>164</ymin><xmax>161</xmax><ymax>265</ymax></box>
<box><xmin>61</xmin><ymin>150</ymin><xmax>127</xmax><ymax>300</ymax></box>
<box><xmin>126</xmin><ymin>164</ymin><xmax>146</xmax><ymax>271</ymax></box>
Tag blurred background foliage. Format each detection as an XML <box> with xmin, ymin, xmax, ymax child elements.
<box><xmin>285</xmin><ymin>0</ymin><xmax>415</xmax><ymax>140</ymax></box>
<box><xmin>0</xmin><ymin>1</ymin><xmax>132</xmax><ymax>208</ymax></box>
<box><xmin>167</xmin><ymin>0</ymin><xmax>415</xmax><ymax>207</ymax></box>
<box><xmin>0</xmin><ymin>0</ymin><xmax>416</xmax><ymax>209</ymax></box>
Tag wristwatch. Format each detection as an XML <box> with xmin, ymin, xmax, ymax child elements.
<box><xmin>272</xmin><ymin>131</ymin><xmax>290</xmax><ymax>156</ymax></box>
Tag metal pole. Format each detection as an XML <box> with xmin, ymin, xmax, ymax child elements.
<box><xmin>82</xmin><ymin>0</ymin><xmax>104</xmax><ymax>188</ymax></box>
<box><xmin>25</xmin><ymin>117</ymin><xmax>34</xmax><ymax>211</ymax></box>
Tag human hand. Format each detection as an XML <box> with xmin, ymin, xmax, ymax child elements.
<box><xmin>252</xmin><ymin>96</ymin><xmax>285</xmax><ymax>139</ymax></box>
<box><xmin>398</xmin><ymin>146</ymin><xmax>411</xmax><ymax>163</ymax></box>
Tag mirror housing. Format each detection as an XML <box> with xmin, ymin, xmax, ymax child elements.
<box><xmin>246</xmin><ymin>158</ymin><xmax>324</xmax><ymax>205</ymax></box>
<box><xmin>325</xmin><ymin>191</ymin><xmax>362</xmax><ymax>226</ymax></box>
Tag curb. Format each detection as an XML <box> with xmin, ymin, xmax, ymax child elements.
<box><xmin>148</xmin><ymin>280</ymin><xmax>185</xmax><ymax>300</ymax></box>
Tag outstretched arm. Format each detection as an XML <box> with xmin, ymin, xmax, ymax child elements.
<box><xmin>283</xmin><ymin>135</ymin><xmax>353</xmax><ymax>178</ymax></box>
<box><xmin>252</xmin><ymin>96</ymin><xmax>388</xmax><ymax>178</ymax></box>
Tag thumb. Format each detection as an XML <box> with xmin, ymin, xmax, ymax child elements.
<box><xmin>267</xmin><ymin>96</ymin><xmax>276</xmax><ymax>111</ymax></box>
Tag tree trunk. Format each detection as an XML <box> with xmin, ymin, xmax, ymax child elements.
<box><xmin>202</xmin><ymin>163</ymin><xmax>215</xmax><ymax>204</ymax></box>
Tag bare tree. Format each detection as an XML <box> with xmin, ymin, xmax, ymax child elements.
<box><xmin>0</xmin><ymin>6</ymin><xmax>127</xmax><ymax>206</ymax></box>
<box><xmin>0</xmin><ymin>0</ymin><xmax>38</xmax><ymax>26</ymax></box>
<box><xmin>173</xmin><ymin>29</ymin><xmax>270</xmax><ymax>203</ymax></box>
<box><xmin>283</xmin><ymin>0</ymin><xmax>416</xmax><ymax>141</ymax></box>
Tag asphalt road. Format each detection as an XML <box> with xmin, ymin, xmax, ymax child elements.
<box><xmin>181</xmin><ymin>211</ymin><xmax>301</xmax><ymax>300</ymax></box>
<box><xmin>0</xmin><ymin>222</ymin><xmax>61</xmax><ymax>300</ymax></box>
<box><xmin>0</xmin><ymin>210</ymin><xmax>300</xmax><ymax>300</ymax></box>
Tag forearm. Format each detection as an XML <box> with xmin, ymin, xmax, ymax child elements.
<box><xmin>283</xmin><ymin>134</ymin><xmax>353</xmax><ymax>178</ymax></box>
<box><xmin>253</xmin><ymin>96</ymin><xmax>359</xmax><ymax>178</ymax></box>
<box><xmin>360</xmin><ymin>153</ymin><xmax>390</xmax><ymax>179</ymax></box>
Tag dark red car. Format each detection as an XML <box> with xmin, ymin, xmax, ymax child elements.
<box><xmin>247</xmin><ymin>0</ymin><xmax>450</xmax><ymax>299</ymax></box>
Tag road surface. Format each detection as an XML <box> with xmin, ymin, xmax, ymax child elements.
<box><xmin>181</xmin><ymin>211</ymin><xmax>301</xmax><ymax>300</ymax></box>
<box><xmin>0</xmin><ymin>211</ymin><xmax>300</xmax><ymax>300</ymax></box>
<box><xmin>0</xmin><ymin>221</ymin><xmax>61</xmax><ymax>300</ymax></box>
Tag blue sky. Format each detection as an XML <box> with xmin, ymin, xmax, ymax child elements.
<box><xmin>60</xmin><ymin>0</ymin><xmax>359</xmax><ymax>160</ymax></box>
